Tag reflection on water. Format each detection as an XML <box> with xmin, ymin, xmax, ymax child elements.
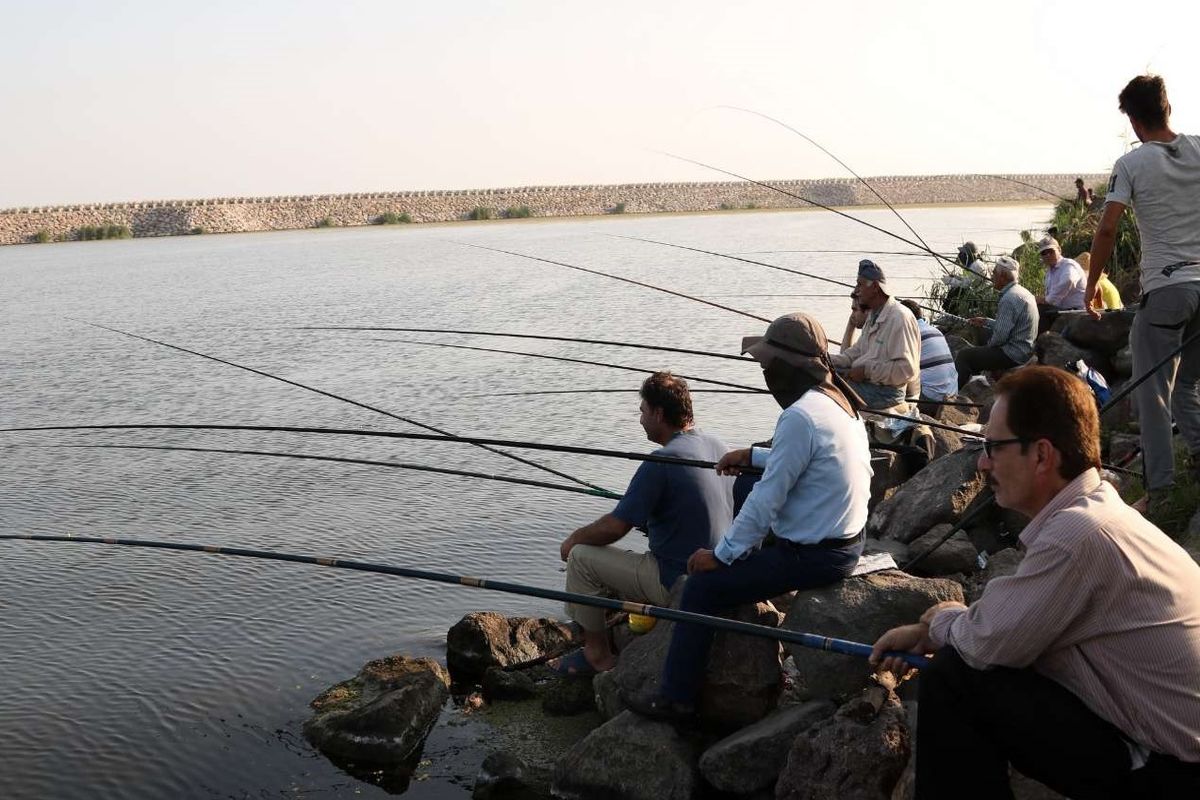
<box><xmin>0</xmin><ymin>204</ymin><xmax>1049</xmax><ymax>798</ymax></box>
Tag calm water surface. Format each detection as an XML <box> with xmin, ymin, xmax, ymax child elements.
<box><xmin>0</xmin><ymin>204</ymin><xmax>1049</xmax><ymax>798</ymax></box>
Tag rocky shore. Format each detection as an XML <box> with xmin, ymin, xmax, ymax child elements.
<box><xmin>297</xmin><ymin>308</ymin><xmax>1200</xmax><ymax>799</ymax></box>
<box><xmin>0</xmin><ymin>173</ymin><xmax>1102</xmax><ymax>246</ymax></box>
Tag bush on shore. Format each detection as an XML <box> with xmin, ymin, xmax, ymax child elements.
<box><xmin>503</xmin><ymin>206</ymin><xmax>532</xmax><ymax>219</ymax></box>
<box><xmin>375</xmin><ymin>212</ymin><xmax>413</xmax><ymax>225</ymax></box>
<box><xmin>315</xmin><ymin>217</ymin><xmax>337</xmax><ymax>228</ymax></box>
<box><xmin>32</xmin><ymin>230</ymin><xmax>54</xmax><ymax>243</ymax></box>
<box><xmin>76</xmin><ymin>224</ymin><xmax>132</xmax><ymax>241</ymax></box>
<box><xmin>466</xmin><ymin>206</ymin><xmax>494</xmax><ymax>221</ymax></box>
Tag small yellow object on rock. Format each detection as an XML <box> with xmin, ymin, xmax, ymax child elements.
<box><xmin>628</xmin><ymin>613</ymin><xmax>656</xmax><ymax>634</ymax></box>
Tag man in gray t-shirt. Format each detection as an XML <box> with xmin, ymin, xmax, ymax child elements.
<box><xmin>1087</xmin><ymin>74</ymin><xmax>1200</xmax><ymax>513</ymax></box>
<box><xmin>551</xmin><ymin>372</ymin><xmax>733</xmax><ymax>675</ymax></box>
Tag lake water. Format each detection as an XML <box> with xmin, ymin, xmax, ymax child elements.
<box><xmin>0</xmin><ymin>203</ymin><xmax>1050</xmax><ymax>798</ymax></box>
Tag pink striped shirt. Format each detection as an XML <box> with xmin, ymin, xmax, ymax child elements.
<box><xmin>930</xmin><ymin>469</ymin><xmax>1200</xmax><ymax>761</ymax></box>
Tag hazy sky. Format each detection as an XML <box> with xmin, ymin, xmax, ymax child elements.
<box><xmin>3</xmin><ymin>0</ymin><xmax>1196</xmax><ymax>207</ymax></box>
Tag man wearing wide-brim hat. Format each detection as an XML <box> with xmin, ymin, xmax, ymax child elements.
<box><xmin>624</xmin><ymin>311</ymin><xmax>872</xmax><ymax>721</ymax></box>
<box><xmin>828</xmin><ymin>260</ymin><xmax>921</xmax><ymax>410</ymax></box>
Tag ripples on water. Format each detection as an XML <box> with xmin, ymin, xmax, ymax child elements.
<box><xmin>0</xmin><ymin>205</ymin><xmax>1049</xmax><ymax>798</ymax></box>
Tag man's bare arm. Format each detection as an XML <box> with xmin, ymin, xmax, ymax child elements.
<box><xmin>1086</xmin><ymin>202</ymin><xmax>1126</xmax><ymax>319</ymax></box>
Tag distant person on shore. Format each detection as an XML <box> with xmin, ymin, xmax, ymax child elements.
<box><xmin>899</xmin><ymin>298</ymin><xmax>958</xmax><ymax>401</ymax></box>
<box><xmin>1075</xmin><ymin>176</ymin><xmax>1088</xmax><ymax>205</ymax></box>
<box><xmin>954</xmin><ymin>256</ymin><xmax>1038</xmax><ymax>388</ymax></box>
<box><xmin>624</xmin><ymin>312</ymin><xmax>870</xmax><ymax>721</ymax></box>
<box><xmin>941</xmin><ymin>241</ymin><xmax>989</xmax><ymax>311</ymax></box>
<box><xmin>1086</xmin><ymin>73</ymin><xmax>1200</xmax><ymax>517</ymax></box>
<box><xmin>1075</xmin><ymin>252</ymin><xmax>1122</xmax><ymax>309</ymax></box>
<box><xmin>829</xmin><ymin>260</ymin><xmax>920</xmax><ymax>409</ymax></box>
<box><xmin>1035</xmin><ymin>236</ymin><xmax>1087</xmax><ymax>310</ymax></box>
<box><xmin>551</xmin><ymin>372</ymin><xmax>733</xmax><ymax>675</ymax></box>
<box><xmin>871</xmin><ymin>366</ymin><xmax>1200</xmax><ymax>798</ymax></box>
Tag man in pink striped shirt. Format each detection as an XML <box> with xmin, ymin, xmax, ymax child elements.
<box><xmin>872</xmin><ymin>366</ymin><xmax>1200</xmax><ymax>798</ymax></box>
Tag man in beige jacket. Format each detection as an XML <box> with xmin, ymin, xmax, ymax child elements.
<box><xmin>829</xmin><ymin>260</ymin><xmax>920</xmax><ymax>409</ymax></box>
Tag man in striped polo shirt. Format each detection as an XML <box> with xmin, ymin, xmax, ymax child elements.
<box><xmin>871</xmin><ymin>367</ymin><xmax>1200</xmax><ymax>798</ymax></box>
<box><xmin>899</xmin><ymin>299</ymin><xmax>957</xmax><ymax>402</ymax></box>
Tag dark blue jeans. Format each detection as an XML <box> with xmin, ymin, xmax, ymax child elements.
<box><xmin>660</xmin><ymin>538</ymin><xmax>862</xmax><ymax>704</ymax></box>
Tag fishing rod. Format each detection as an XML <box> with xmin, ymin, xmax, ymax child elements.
<box><xmin>658</xmin><ymin>151</ymin><xmax>950</xmax><ymax>262</ymax></box>
<box><xmin>980</xmin><ymin>175</ymin><xmax>1070</xmax><ymax>203</ymax></box>
<box><xmin>375</xmin><ymin>338</ymin><xmax>768</xmax><ymax>392</ymax></box>
<box><xmin>457</xmin><ymin>242</ymin><xmax>771</xmax><ymax>323</ymax></box>
<box><xmin>76</xmin><ymin>320</ymin><xmax>612</xmax><ymax>495</ymax></box>
<box><xmin>716</xmin><ymin>105</ymin><xmax>956</xmax><ymax>276</ymax></box>
<box><xmin>294</xmin><ymin>326</ymin><xmax>755</xmax><ymax>363</ymax></box>
<box><xmin>736</xmin><ymin>249</ymin><xmax>951</xmax><ymax>259</ymax></box>
<box><xmin>904</xmin><ymin>327</ymin><xmax>1200</xmax><ymax>569</ymax></box>
<box><xmin>612</xmin><ymin>234</ymin><xmax>856</xmax><ymax>290</ymax></box>
<box><xmin>0</xmin><ymin>533</ymin><xmax>929</xmax><ymax>669</ymax></box>
<box><xmin>50</xmin><ymin>444</ymin><xmax>623</xmax><ymax>500</ymax></box>
<box><xmin>4</xmin><ymin>423</ymin><xmax>763</xmax><ymax>476</ymax></box>
<box><xmin>472</xmin><ymin>388</ymin><xmax>759</xmax><ymax>398</ymax></box>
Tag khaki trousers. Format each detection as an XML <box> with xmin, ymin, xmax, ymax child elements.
<box><xmin>564</xmin><ymin>544</ymin><xmax>671</xmax><ymax>632</ymax></box>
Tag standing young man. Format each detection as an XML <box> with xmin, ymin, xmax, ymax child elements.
<box><xmin>1086</xmin><ymin>74</ymin><xmax>1200</xmax><ymax>513</ymax></box>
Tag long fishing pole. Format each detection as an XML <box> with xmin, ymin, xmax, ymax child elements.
<box><xmin>716</xmin><ymin>105</ymin><xmax>955</xmax><ymax>276</ymax></box>
<box><xmin>376</xmin><ymin>338</ymin><xmax>767</xmax><ymax>392</ymax></box>
<box><xmin>736</xmin><ymin>250</ymin><xmax>952</xmax><ymax>258</ymax></box>
<box><xmin>3</xmin><ymin>423</ymin><xmax>763</xmax><ymax>475</ymax></box>
<box><xmin>658</xmin><ymin>151</ymin><xmax>947</xmax><ymax>260</ymax></box>
<box><xmin>980</xmin><ymin>174</ymin><xmax>1070</xmax><ymax>203</ymax></box>
<box><xmin>473</xmin><ymin>388</ymin><xmax>759</xmax><ymax>398</ymax></box>
<box><xmin>50</xmin><ymin>444</ymin><xmax>623</xmax><ymax>500</ymax></box>
<box><xmin>0</xmin><ymin>533</ymin><xmax>929</xmax><ymax>669</ymax></box>
<box><xmin>294</xmin><ymin>326</ymin><xmax>755</xmax><ymax>363</ymax></box>
<box><xmin>457</xmin><ymin>242</ymin><xmax>771</xmax><ymax>323</ymax></box>
<box><xmin>904</xmin><ymin>327</ymin><xmax>1200</xmax><ymax>569</ymax></box>
<box><xmin>613</xmin><ymin>234</ymin><xmax>855</xmax><ymax>289</ymax></box>
<box><xmin>76</xmin><ymin>320</ymin><xmax>612</xmax><ymax>495</ymax></box>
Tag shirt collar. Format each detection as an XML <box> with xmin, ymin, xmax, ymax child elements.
<box><xmin>1018</xmin><ymin>468</ymin><xmax>1101</xmax><ymax>549</ymax></box>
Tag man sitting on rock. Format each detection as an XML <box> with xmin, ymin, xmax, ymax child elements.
<box><xmin>899</xmin><ymin>299</ymin><xmax>958</xmax><ymax>403</ymax></box>
<box><xmin>625</xmin><ymin>312</ymin><xmax>872</xmax><ymax>719</ymax></box>
<box><xmin>829</xmin><ymin>260</ymin><xmax>920</xmax><ymax>410</ymax></box>
<box><xmin>551</xmin><ymin>371</ymin><xmax>733</xmax><ymax>676</ymax></box>
<box><xmin>954</xmin><ymin>256</ymin><xmax>1038</xmax><ymax>389</ymax></box>
<box><xmin>1035</xmin><ymin>236</ymin><xmax>1087</xmax><ymax>311</ymax></box>
<box><xmin>871</xmin><ymin>366</ymin><xmax>1200</xmax><ymax>798</ymax></box>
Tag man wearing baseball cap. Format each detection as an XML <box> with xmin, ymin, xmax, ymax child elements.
<box><xmin>1035</xmin><ymin>236</ymin><xmax>1087</xmax><ymax>310</ymax></box>
<box><xmin>955</xmin><ymin>255</ymin><xmax>1039</xmax><ymax>388</ymax></box>
<box><xmin>829</xmin><ymin>260</ymin><xmax>921</xmax><ymax>409</ymax></box>
<box><xmin>623</xmin><ymin>311</ymin><xmax>872</xmax><ymax>721</ymax></box>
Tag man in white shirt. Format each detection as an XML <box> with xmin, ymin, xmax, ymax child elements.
<box><xmin>1086</xmin><ymin>74</ymin><xmax>1200</xmax><ymax>515</ymax></box>
<box><xmin>1036</xmin><ymin>237</ymin><xmax>1087</xmax><ymax>310</ymax></box>
<box><xmin>624</xmin><ymin>312</ymin><xmax>872</xmax><ymax>720</ymax></box>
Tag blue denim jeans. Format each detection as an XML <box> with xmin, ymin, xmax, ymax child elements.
<box><xmin>659</xmin><ymin>538</ymin><xmax>862</xmax><ymax>704</ymax></box>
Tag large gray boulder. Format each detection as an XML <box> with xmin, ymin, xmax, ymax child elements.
<box><xmin>612</xmin><ymin>597</ymin><xmax>784</xmax><ymax>728</ymax></box>
<box><xmin>867</xmin><ymin>448</ymin><xmax>985</xmax><ymax>543</ymax></box>
<box><xmin>906</xmin><ymin>524</ymin><xmax>979</xmax><ymax>577</ymax></box>
<box><xmin>551</xmin><ymin>711</ymin><xmax>699</xmax><ymax>800</ymax></box>
<box><xmin>776</xmin><ymin>686</ymin><xmax>912</xmax><ymax>800</ymax></box>
<box><xmin>1035</xmin><ymin>331</ymin><xmax>1106</xmax><ymax>374</ymax></box>
<box><xmin>1055</xmin><ymin>309</ymin><xmax>1134</xmax><ymax>356</ymax></box>
<box><xmin>698</xmin><ymin>700</ymin><xmax>836</xmax><ymax>794</ymax></box>
<box><xmin>472</xmin><ymin>751</ymin><xmax>549</xmax><ymax>800</ymax></box>
<box><xmin>303</xmin><ymin>655</ymin><xmax>450</xmax><ymax>768</ymax></box>
<box><xmin>782</xmin><ymin>571</ymin><xmax>963</xmax><ymax>701</ymax></box>
<box><xmin>447</xmin><ymin>612</ymin><xmax>579</xmax><ymax>682</ymax></box>
<box><xmin>870</xmin><ymin>449</ymin><xmax>909</xmax><ymax>508</ymax></box>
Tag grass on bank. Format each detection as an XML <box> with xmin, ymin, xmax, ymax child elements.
<box><xmin>76</xmin><ymin>224</ymin><xmax>132</xmax><ymax>241</ymax></box>
<box><xmin>375</xmin><ymin>212</ymin><xmax>413</xmax><ymax>225</ymax></box>
<box><xmin>466</xmin><ymin>206</ymin><xmax>494</xmax><ymax>221</ymax></box>
<box><xmin>315</xmin><ymin>217</ymin><xmax>337</xmax><ymax>228</ymax></box>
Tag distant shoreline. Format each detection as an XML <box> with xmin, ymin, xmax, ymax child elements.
<box><xmin>0</xmin><ymin>174</ymin><xmax>1098</xmax><ymax>246</ymax></box>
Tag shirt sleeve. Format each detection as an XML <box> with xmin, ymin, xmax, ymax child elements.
<box><xmin>988</xmin><ymin>294</ymin><xmax>1015</xmax><ymax>347</ymax></box>
<box><xmin>612</xmin><ymin>460</ymin><xmax>665</xmax><ymax>528</ymax></box>
<box><xmin>1105</xmin><ymin>158</ymin><xmax>1133</xmax><ymax>206</ymax></box>
<box><xmin>713</xmin><ymin>409</ymin><xmax>813</xmax><ymax>564</ymax></box>
<box><xmin>928</xmin><ymin>529</ymin><xmax>1092</xmax><ymax>669</ymax></box>
<box><xmin>1046</xmin><ymin>268</ymin><xmax>1068</xmax><ymax>307</ymax></box>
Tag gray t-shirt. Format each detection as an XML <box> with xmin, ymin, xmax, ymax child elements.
<box><xmin>611</xmin><ymin>429</ymin><xmax>734</xmax><ymax>589</ymax></box>
<box><xmin>1106</xmin><ymin>134</ymin><xmax>1200</xmax><ymax>293</ymax></box>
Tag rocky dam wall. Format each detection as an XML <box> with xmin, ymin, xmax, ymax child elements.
<box><xmin>0</xmin><ymin>173</ymin><xmax>1104</xmax><ymax>246</ymax></box>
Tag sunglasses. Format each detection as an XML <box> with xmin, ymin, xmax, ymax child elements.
<box><xmin>981</xmin><ymin>437</ymin><xmax>1029</xmax><ymax>458</ymax></box>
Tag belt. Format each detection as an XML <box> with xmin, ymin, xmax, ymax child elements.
<box><xmin>779</xmin><ymin>530</ymin><xmax>864</xmax><ymax>550</ymax></box>
<box><xmin>1161</xmin><ymin>260</ymin><xmax>1200</xmax><ymax>278</ymax></box>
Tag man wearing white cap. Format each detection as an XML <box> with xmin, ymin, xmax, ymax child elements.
<box><xmin>829</xmin><ymin>259</ymin><xmax>920</xmax><ymax>409</ymax></box>
<box><xmin>1036</xmin><ymin>237</ymin><xmax>1087</xmax><ymax>310</ymax></box>
<box><xmin>955</xmin><ymin>256</ymin><xmax>1039</xmax><ymax>388</ymax></box>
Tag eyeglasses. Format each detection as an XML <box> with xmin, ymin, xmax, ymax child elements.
<box><xmin>981</xmin><ymin>437</ymin><xmax>1029</xmax><ymax>458</ymax></box>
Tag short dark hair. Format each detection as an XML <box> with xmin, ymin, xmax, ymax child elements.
<box><xmin>640</xmin><ymin>371</ymin><xmax>693</xmax><ymax>428</ymax></box>
<box><xmin>993</xmin><ymin>366</ymin><xmax>1100</xmax><ymax>480</ymax></box>
<box><xmin>899</xmin><ymin>298</ymin><xmax>923</xmax><ymax>322</ymax></box>
<box><xmin>1119</xmin><ymin>74</ymin><xmax>1171</xmax><ymax>129</ymax></box>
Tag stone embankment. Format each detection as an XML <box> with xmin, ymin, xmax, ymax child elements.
<box><xmin>0</xmin><ymin>173</ymin><xmax>1103</xmax><ymax>246</ymax></box>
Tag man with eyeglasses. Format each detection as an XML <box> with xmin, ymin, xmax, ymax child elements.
<box><xmin>870</xmin><ymin>366</ymin><xmax>1200</xmax><ymax>798</ymax></box>
<box><xmin>829</xmin><ymin>260</ymin><xmax>920</xmax><ymax>409</ymax></box>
